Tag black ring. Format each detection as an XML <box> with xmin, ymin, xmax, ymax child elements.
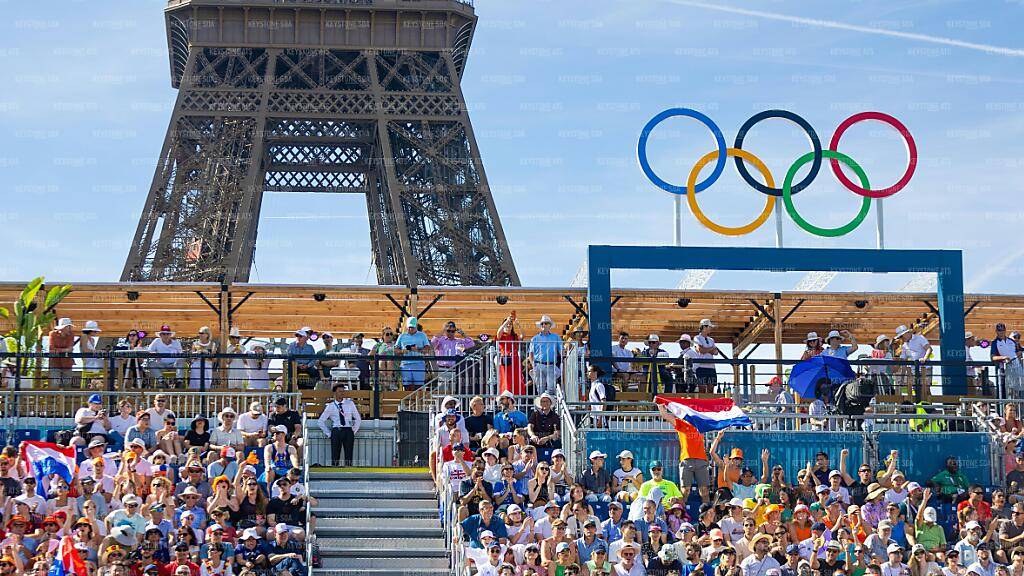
<box><xmin>733</xmin><ymin>110</ymin><xmax>823</xmax><ymax>197</ymax></box>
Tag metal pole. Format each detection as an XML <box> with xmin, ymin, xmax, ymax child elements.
<box><xmin>372</xmin><ymin>357</ymin><xmax>381</xmax><ymax>420</ymax></box>
<box><xmin>773</xmin><ymin>296</ymin><xmax>783</xmax><ymax>381</ymax></box>
<box><xmin>674</xmin><ymin>194</ymin><xmax>682</xmax><ymax>247</ymax></box>
<box><xmin>876</xmin><ymin>198</ymin><xmax>885</xmax><ymax>249</ymax></box>
<box><xmin>774</xmin><ymin>201</ymin><xmax>784</xmax><ymax>248</ymax></box>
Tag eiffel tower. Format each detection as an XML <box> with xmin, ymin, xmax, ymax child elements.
<box><xmin>122</xmin><ymin>0</ymin><xmax>519</xmax><ymax>287</ymax></box>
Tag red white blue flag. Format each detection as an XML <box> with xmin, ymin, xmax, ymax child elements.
<box><xmin>655</xmin><ymin>396</ymin><xmax>752</xmax><ymax>433</ymax></box>
<box><xmin>48</xmin><ymin>536</ymin><xmax>86</xmax><ymax>576</ymax></box>
<box><xmin>19</xmin><ymin>440</ymin><xmax>76</xmax><ymax>498</ymax></box>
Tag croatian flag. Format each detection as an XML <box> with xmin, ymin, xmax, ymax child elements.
<box><xmin>48</xmin><ymin>536</ymin><xmax>86</xmax><ymax>576</ymax></box>
<box><xmin>655</xmin><ymin>396</ymin><xmax>752</xmax><ymax>433</ymax></box>
<box><xmin>19</xmin><ymin>441</ymin><xmax>76</xmax><ymax>498</ymax></box>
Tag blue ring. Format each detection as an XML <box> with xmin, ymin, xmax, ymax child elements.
<box><xmin>637</xmin><ymin>108</ymin><xmax>727</xmax><ymax>195</ymax></box>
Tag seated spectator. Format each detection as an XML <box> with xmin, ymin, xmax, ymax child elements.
<box><xmin>263</xmin><ymin>425</ymin><xmax>299</xmax><ymax>486</ymax></box>
<box><xmin>493</xmin><ymin>391</ymin><xmax>528</xmax><ymax>437</ymax></box>
<box><xmin>238</xmin><ymin>402</ymin><xmax>269</xmax><ymax>449</ymax></box>
<box><xmin>464</xmin><ymin>396</ymin><xmax>494</xmax><ymax>451</ymax></box>
<box><xmin>463</xmin><ymin>500</ymin><xmax>508</xmax><ymax>548</ymax></box>
<box><xmin>581</xmin><ymin>451</ymin><xmax>613</xmax><ymax>506</ymax></box>
<box><xmin>75</xmin><ymin>393</ymin><xmax>111</xmax><ymax>445</ymax></box>
<box><xmin>208</xmin><ymin>407</ymin><xmax>244</xmax><ymax>460</ymax></box>
<box><xmin>183</xmin><ymin>416</ymin><xmax>211</xmax><ymax>456</ymax></box>
<box><xmin>267</xmin><ymin>523</ymin><xmax>306</xmax><ymax>575</ymax></box>
<box><xmin>612</xmin><ymin>450</ymin><xmax>643</xmax><ymax>503</ymax></box>
<box><xmin>528</xmin><ymin>394</ymin><xmax>562</xmax><ymax>463</ymax></box>
<box><xmin>638</xmin><ymin>460</ymin><xmax>684</xmax><ymax>510</ymax></box>
<box><xmin>126</xmin><ymin>411</ymin><xmax>158</xmax><ymax>455</ymax></box>
<box><xmin>267</xmin><ymin>397</ymin><xmax>303</xmax><ymax>450</ymax></box>
<box><xmin>147</xmin><ymin>326</ymin><xmax>183</xmax><ymax>380</ymax></box>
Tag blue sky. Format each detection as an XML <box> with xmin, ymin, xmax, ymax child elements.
<box><xmin>1</xmin><ymin>0</ymin><xmax>1022</xmax><ymax>294</ymax></box>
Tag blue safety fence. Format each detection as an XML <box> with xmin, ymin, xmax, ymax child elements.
<box><xmin>876</xmin><ymin>432</ymin><xmax>994</xmax><ymax>487</ymax></box>
<box><xmin>582</xmin><ymin>429</ymin><xmax>992</xmax><ymax>490</ymax></box>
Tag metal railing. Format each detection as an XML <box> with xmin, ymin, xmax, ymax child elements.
<box><xmin>303</xmin><ymin>407</ymin><xmax>314</xmax><ymax>572</ymax></box>
<box><xmin>399</xmin><ymin>343</ymin><xmax>494</xmax><ymax>412</ymax></box>
<box><xmin>590</xmin><ymin>354</ymin><xmax>1008</xmax><ymax>402</ymax></box>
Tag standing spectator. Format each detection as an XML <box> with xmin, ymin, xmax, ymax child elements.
<box><xmin>345</xmin><ymin>333</ymin><xmax>372</xmax><ymax>389</ymax></box>
<box><xmin>189</xmin><ymin>327</ymin><xmax>218</xmax><ymax>390</ymax></box>
<box><xmin>224</xmin><ymin>327</ymin><xmax>246</xmax><ymax>390</ymax></box>
<box><xmin>822</xmin><ymin>330</ymin><xmax>859</xmax><ymax>359</ymax></box>
<box><xmin>496</xmin><ymin>314</ymin><xmax>525</xmax><ymax>396</ymax></box>
<box><xmin>639</xmin><ymin>335</ymin><xmax>671</xmax><ymax>397</ymax></box>
<box><xmin>48</xmin><ymin>317</ymin><xmax>76</xmax><ymax>388</ymax></box>
<box><xmin>694</xmin><ymin>319</ymin><xmax>727</xmax><ymax>393</ymax></box>
<box><xmin>895</xmin><ymin>325</ymin><xmax>933</xmax><ymax>394</ymax></box>
<box><xmin>396</xmin><ymin>317</ymin><xmax>431</xmax><ymax>390</ymax></box>
<box><xmin>317</xmin><ymin>384</ymin><xmax>362</xmax><ymax>467</ymax></box>
<box><xmin>588</xmin><ymin>365</ymin><xmax>609</xmax><ymax>426</ymax></box>
<box><xmin>992</xmin><ymin>324</ymin><xmax>1023</xmax><ymax>398</ymax></box>
<box><xmin>433</xmin><ymin>321</ymin><xmax>474</xmax><ymax>373</ymax></box>
<box><xmin>79</xmin><ymin>320</ymin><xmax>103</xmax><ymax>380</ymax></box>
<box><xmin>237</xmin><ymin>402</ymin><xmax>268</xmax><ymax>449</ymax></box>
<box><xmin>287</xmin><ymin>328</ymin><xmax>318</xmax><ymax>387</ymax></box>
<box><xmin>245</xmin><ymin>343</ymin><xmax>270</xmax><ymax>390</ymax></box>
<box><xmin>147</xmin><ymin>326</ymin><xmax>183</xmax><ymax>382</ymax></box>
<box><xmin>870</xmin><ymin>335</ymin><xmax>895</xmax><ymax>395</ymax></box>
<box><xmin>315</xmin><ymin>331</ymin><xmax>341</xmax><ymax>383</ymax></box>
<box><xmin>117</xmin><ymin>329</ymin><xmax>147</xmax><ymax>389</ymax></box>
<box><xmin>370</xmin><ymin>327</ymin><xmax>399</xmax><ymax>391</ymax></box>
<box><xmin>801</xmin><ymin>332</ymin><xmax>824</xmax><ymax>361</ymax></box>
<box><xmin>528</xmin><ymin>315</ymin><xmax>562</xmax><ymax>397</ymax></box>
<box><xmin>527</xmin><ymin>393</ymin><xmax>561</xmax><ymax>463</ymax></box>
<box><xmin>656</xmin><ymin>402</ymin><xmax>710</xmax><ymax>503</ymax></box>
<box><xmin>669</xmin><ymin>334</ymin><xmax>698</xmax><ymax>393</ymax></box>
<box><xmin>611</xmin><ymin>332</ymin><xmax>636</xmax><ymax>390</ymax></box>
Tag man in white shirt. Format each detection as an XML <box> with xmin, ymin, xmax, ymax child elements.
<box><xmin>613</xmin><ymin>542</ymin><xmax>646</xmax><ymax>576</ymax></box>
<box><xmin>881</xmin><ymin>543</ymin><xmax>909</xmax><ymax>576</ymax></box>
<box><xmin>147</xmin><ymin>325</ymin><xmax>183</xmax><ymax>379</ymax></box>
<box><xmin>611</xmin><ymin>332</ymin><xmax>635</xmax><ymax>388</ymax></box>
<box><xmin>694</xmin><ymin>319</ymin><xmax>726</xmax><ymax>393</ymax></box>
<box><xmin>587</xmin><ymin>365</ymin><xmax>608</xmax><ymax>425</ymax></box>
<box><xmin>895</xmin><ymin>325</ymin><xmax>932</xmax><ymax>393</ymax></box>
<box><xmin>740</xmin><ymin>533</ymin><xmax>780</xmax><ymax>576</ymax></box>
<box><xmin>74</xmin><ymin>394</ymin><xmax>110</xmax><ymax>444</ymax></box>
<box><xmin>209</xmin><ymin>407</ymin><xmax>244</xmax><ymax>456</ymax></box>
<box><xmin>143</xmin><ymin>394</ymin><xmax>176</xmax><ymax>427</ymax></box>
<box><xmin>317</xmin><ymin>384</ymin><xmax>362</xmax><ymax>467</ymax></box>
<box><xmin>238</xmin><ymin>402</ymin><xmax>269</xmax><ymax>448</ymax></box>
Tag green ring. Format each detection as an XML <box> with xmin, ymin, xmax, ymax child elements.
<box><xmin>783</xmin><ymin>149</ymin><xmax>872</xmax><ymax>237</ymax></box>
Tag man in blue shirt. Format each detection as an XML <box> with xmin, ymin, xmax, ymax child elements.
<box><xmin>396</xmin><ymin>317</ymin><xmax>431</xmax><ymax>390</ymax></box>
<box><xmin>493</xmin><ymin>391</ymin><xmax>528</xmax><ymax>434</ymax></box>
<box><xmin>601</xmin><ymin>501</ymin><xmax>624</xmax><ymax>544</ymax></box>
<box><xmin>287</xmin><ymin>328</ymin><xmax>318</xmax><ymax>386</ymax></box>
<box><xmin>528</xmin><ymin>315</ymin><xmax>563</xmax><ymax>396</ymax></box>
<box><xmin>460</xmin><ymin>500</ymin><xmax>508</xmax><ymax>548</ymax></box>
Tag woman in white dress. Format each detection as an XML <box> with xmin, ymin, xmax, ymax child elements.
<box><xmin>245</xmin><ymin>343</ymin><xmax>271</xmax><ymax>390</ymax></box>
<box><xmin>224</xmin><ymin>327</ymin><xmax>247</xmax><ymax>389</ymax></box>
<box><xmin>189</xmin><ymin>326</ymin><xmax>219</xmax><ymax>389</ymax></box>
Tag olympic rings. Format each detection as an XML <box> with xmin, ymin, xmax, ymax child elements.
<box><xmin>783</xmin><ymin>150</ymin><xmax>872</xmax><ymax>238</ymax></box>
<box><xmin>637</xmin><ymin>108</ymin><xmax>727</xmax><ymax>195</ymax></box>
<box><xmin>687</xmin><ymin>148</ymin><xmax>776</xmax><ymax>236</ymax></box>
<box><xmin>636</xmin><ymin>107</ymin><xmax>916</xmax><ymax>237</ymax></box>
<box><xmin>733</xmin><ymin>110</ymin><xmax>822</xmax><ymax>197</ymax></box>
<box><xmin>829</xmin><ymin>111</ymin><xmax>917</xmax><ymax>198</ymax></box>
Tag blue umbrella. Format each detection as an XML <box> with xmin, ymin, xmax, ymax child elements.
<box><xmin>787</xmin><ymin>355</ymin><xmax>856</xmax><ymax>398</ymax></box>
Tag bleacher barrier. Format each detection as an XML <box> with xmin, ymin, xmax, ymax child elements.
<box><xmin>305</xmin><ymin>420</ymin><xmax>397</xmax><ymax>468</ymax></box>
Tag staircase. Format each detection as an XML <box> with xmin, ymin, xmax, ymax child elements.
<box><xmin>312</xmin><ymin>470</ymin><xmax>448</xmax><ymax>576</ymax></box>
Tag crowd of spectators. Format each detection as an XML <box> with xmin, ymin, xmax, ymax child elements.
<box><xmin>0</xmin><ymin>391</ymin><xmax>313</xmax><ymax>576</ymax></box>
<box><xmin>441</xmin><ymin>384</ymin><xmax>1022</xmax><ymax>576</ymax></box>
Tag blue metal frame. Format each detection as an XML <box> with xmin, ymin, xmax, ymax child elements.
<box><xmin>587</xmin><ymin>245</ymin><xmax>967</xmax><ymax>395</ymax></box>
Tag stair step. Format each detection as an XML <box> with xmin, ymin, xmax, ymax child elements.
<box><xmin>312</xmin><ymin>479</ymin><xmax>436</xmax><ymax>494</ymax></box>
<box><xmin>310</xmin><ymin>470</ymin><xmax>430</xmax><ymax>482</ymax></box>
<box><xmin>318</xmin><ymin>517</ymin><xmax>441</xmax><ymax>531</ymax></box>
<box><xmin>317</xmin><ymin>497</ymin><xmax>436</xmax><ymax>510</ymax></box>
<box><xmin>321</xmin><ymin>557</ymin><xmax>449</xmax><ymax>570</ymax></box>
<box><xmin>317</xmin><ymin>525</ymin><xmax>442</xmax><ymax>538</ymax></box>
<box><xmin>315</xmin><ymin>489</ymin><xmax>435</xmax><ymax>499</ymax></box>
<box><xmin>319</xmin><ymin>532</ymin><xmax>444</xmax><ymax>545</ymax></box>
<box><xmin>314</xmin><ymin>507</ymin><xmax>437</xmax><ymax>518</ymax></box>
<box><xmin>313</xmin><ymin>565</ymin><xmax>446</xmax><ymax>569</ymax></box>
<box><xmin>321</xmin><ymin>546</ymin><xmax>448</xmax><ymax>558</ymax></box>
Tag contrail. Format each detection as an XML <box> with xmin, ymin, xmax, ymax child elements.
<box><xmin>665</xmin><ymin>0</ymin><xmax>1024</xmax><ymax>58</ymax></box>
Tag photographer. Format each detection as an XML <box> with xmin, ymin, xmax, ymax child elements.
<box><xmin>74</xmin><ymin>393</ymin><xmax>111</xmax><ymax>446</ymax></box>
<box><xmin>396</xmin><ymin>317</ymin><xmax>431</xmax><ymax>390</ymax></box>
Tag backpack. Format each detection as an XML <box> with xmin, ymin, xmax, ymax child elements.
<box><xmin>604</xmin><ymin>379</ymin><xmax>617</xmax><ymax>403</ymax></box>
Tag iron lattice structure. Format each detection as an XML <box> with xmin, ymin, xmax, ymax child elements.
<box><xmin>122</xmin><ymin>0</ymin><xmax>518</xmax><ymax>287</ymax></box>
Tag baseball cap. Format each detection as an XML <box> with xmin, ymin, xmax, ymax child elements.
<box><xmin>589</xmin><ymin>450</ymin><xmax>607</xmax><ymax>460</ymax></box>
<box><xmin>483</xmin><ymin>448</ymin><xmax>499</xmax><ymax>458</ymax></box>
<box><xmin>552</xmin><ymin>449</ymin><xmax>565</xmax><ymax>459</ymax></box>
<box><xmin>88</xmin><ymin>394</ymin><xmax>102</xmax><ymax>404</ymax></box>
<box><xmin>649</xmin><ymin>460</ymin><xmax>664</xmax><ymax>470</ymax></box>
<box><xmin>609</xmin><ymin>501</ymin><xmax>623</xmax><ymax>510</ymax></box>
<box><xmin>878</xmin><ymin>520</ymin><xmax>893</xmax><ymax>529</ymax></box>
<box><xmin>678</xmin><ymin>522</ymin><xmax>695</xmax><ymax>533</ymax></box>
<box><xmin>816</xmin><ymin>485</ymin><xmax>830</xmax><ymax>494</ymax></box>
<box><xmin>966</xmin><ymin>520</ymin><xmax>982</xmax><ymax>531</ymax></box>
<box><xmin>827</xmin><ymin>541</ymin><xmax>842</xmax><ymax>551</ymax></box>
<box><xmin>220</xmin><ymin>446</ymin><xmax>236</xmax><ymax>458</ymax></box>
<box><xmin>811</xmin><ymin>522</ymin><xmax>827</xmax><ymax>532</ymax></box>
<box><xmin>556</xmin><ymin>542</ymin><xmax>571</xmax><ymax>553</ymax></box>
<box><xmin>887</xmin><ymin>544</ymin><xmax>903</xmax><ymax>554</ymax></box>
<box><xmin>787</xmin><ymin>544</ymin><xmax>801</xmax><ymax>555</ymax></box>
<box><xmin>828</xmin><ymin>469</ymin><xmax>841</xmax><ymax>479</ymax></box>
<box><xmin>617</xmin><ymin>450</ymin><xmax>634</xmax><ymax>459</ymax></box>
<box><xmin>480</xmin><ymin>530</ymin><xmax>495</xmax><ymax>540</ymax></box>
<box><xmin>506</xmin><ymin>505</ymin><xmax>522</xmax><ymax>515</ymax></box>
<box><xmin>584</xmin><ymin>518</ymin><xmax>598</xmax><ymax>528</ymax></box>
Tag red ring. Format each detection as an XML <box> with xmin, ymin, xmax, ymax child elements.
<box><xmin>828</xmin><ymin>111</ymin><xmax>917</xmax><ymax>199</ymax></box>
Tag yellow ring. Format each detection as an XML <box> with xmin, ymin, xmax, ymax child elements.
<box><xmin>686</xmin><ymin>147</ymin><xmax>776</xmax><ymax>236</ymax></box>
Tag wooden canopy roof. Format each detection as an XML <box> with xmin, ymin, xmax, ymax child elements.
<box><xmin>0</xmin><ymin>281</ymin><xmax>1020</xmax><ymax>350</ymax></box>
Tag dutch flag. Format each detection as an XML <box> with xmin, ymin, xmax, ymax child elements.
<box><xmin>655</xmin><ymin>396</ymin><xmax>752</xmax><ymax>433</ymax></box>
<box><xmin>47</xmin><ymin>536</ymin><xmax>86</xmax><ymax>576</ymax></box>
<box><xmin>18</xmin><ymin>441</ymin><xmax>77</xmax><ymax>498</ymax></box>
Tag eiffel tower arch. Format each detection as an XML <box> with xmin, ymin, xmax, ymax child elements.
<box><xmin>122</xmin><ymin>0</ymin><xmax>519</xmax><ymax>287</ymax></box>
